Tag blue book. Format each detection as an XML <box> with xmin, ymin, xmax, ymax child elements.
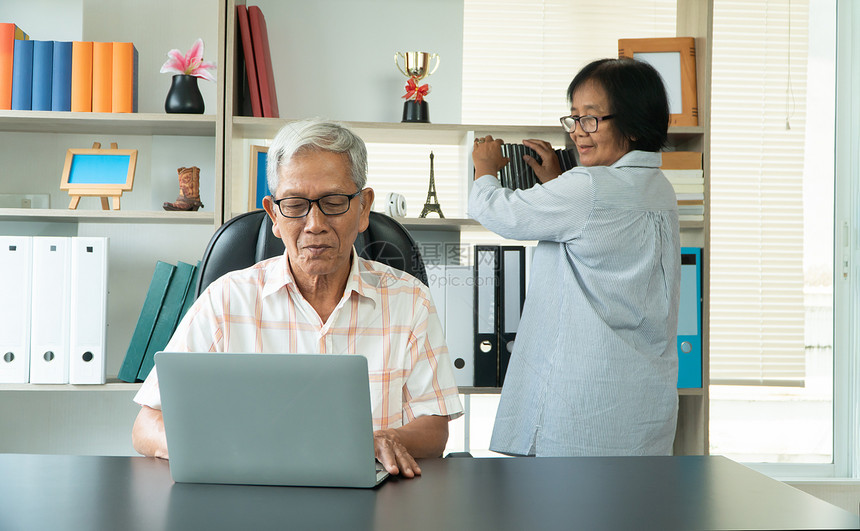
<box><xmin>677</xmin><ymin>247</ymin><xmax>703</xmax><ymax>388</ymax></box>
<box><xmin>11</xmin><ymin>39</ymin><xmax>33</xmax><ymax>110</ymax></box>
<box><xmin>31</xmin><ymin>40</ymin><xmax>52</xmax><ymax>111</ymax></box>
<box><xmin>51</xmin><ymin>41</ymin><xmax>72</xmax><ymax>111</ymax></box>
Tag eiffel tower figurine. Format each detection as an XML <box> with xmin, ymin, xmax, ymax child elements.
<box><xmin>419</xmin><ymin>151</ymin><xmax>445</xmax><ymax>218</ymax></box>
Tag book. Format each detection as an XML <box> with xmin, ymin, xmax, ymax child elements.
<box><xmin>496</xmin><ymin>144</ymin><xmax>577</xmax><ymax>191</ymax></box>
<box><xmin>51</xmin><ymin>41</ymin><xmax>72</xmax><ymax>111</ymax></box>
<box><xmin>661</xmin><ymin>151</ymin><xmax>702</xmax><ymax>170</ymax></box>
<box><xmin>237</xmin><ymin>5</ymin><xmax>262</xmax><ymax>117</ymax></box>
<box><xmin>177</xmin><ymin>260</ymin><xmax>201</xmax><ymax>324</ymax></box>
<box><xmin>91</xmin><ymin>42</ymin><xmax>112</xmax><ymax>113</ymax></box>
<box><xmin>111</xmin><ymin>42</ymin><xmax>137</xmax><ymax>113</ymax></box>
<box><xmin>71</xmin><ymin>41</ymin><xmax>93</xmax><ymax>112</ymax></box>
<box><xmin>248</xmin><ymin>5</ymin><xmax>279</xmax><ymax>118</ymax></box>
<box><xmin>117</xmin><ymin>261</ymin><xmax>175</xmax><ymax>383</ymax></box>
<box><xmin>136</xmin><ymin>261</ymin><xmax>197</xmax><ymax>381</ymax></box>
<box><xmin>0</xmin><ymin>23</ymin><xmax>28</xmax><ymax>110</ymax></box>
<box><xmin>31</xmin><ymin>40</ymin><xmax>53</xmax><ymax>111</ymax></box>
<box><xmin>11</xmin><ymin>39</ymin><xmax>34</xmax><ymax>110</ymax></box>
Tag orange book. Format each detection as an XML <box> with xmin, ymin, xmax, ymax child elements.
<box><xmin>71</xmin><ymin>41</ymin><xmax>93</xmax><ymax>112</ymax></box>
<box><xmin>111</xmin><ymin>42</ymin><xmax>137</xmax><ymax>113</ymax></box>
<box><xmin>91</xmin><ymin>42</ymin><xmax>112</xmax><ymax>113</ymax></box>
<box><xmin>0</xmin><ymin>23</ymin><xmax>29</xmax><ymax>110</ymax></box>
<box><xmin>661</xmin><ymin>151</ymin><xmax>702</xmax><ymax>170</ymax></box>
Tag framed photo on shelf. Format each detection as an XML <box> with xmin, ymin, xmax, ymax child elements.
<box><xmin>249</xmin><ymin>144</ymin><xmax>269</xmax><ymax>211</ymax></box>
<box><xmin>60</xmin><ymin>142</ymin><xmax>137</xmax><ymax>210</ymax></box>
<box><xmin>618</xmin><ymin>37</ymin><xmax>698</xmax><ymax>127</ymax></box>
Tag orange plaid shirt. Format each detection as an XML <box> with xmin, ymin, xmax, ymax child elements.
<box><xmin>134</xmin><ymin>250</ymin><xmax>463</xmax><ymax>430</ymax></box>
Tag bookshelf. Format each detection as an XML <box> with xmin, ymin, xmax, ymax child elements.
<box><xmin>0</xmin><ymin>0</ymin><xmax>711</xmax><ymax>456</ymax></box>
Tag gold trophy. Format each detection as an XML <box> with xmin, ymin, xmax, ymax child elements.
<box><xmin>395</xmin><ymin>52</ymin><xmax>440</xmax><ymax>123</ymax></box>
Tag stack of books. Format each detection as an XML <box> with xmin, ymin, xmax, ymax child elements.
<box><xmin>661</xmin><ymin>151</ymin><xmax>704</xmax><ymax>222</ymax></box>
<box><xmin>498</xmin><ymin>144</ymin><xmax>578</xmax><ymax>191</ymax></box>
<box><xmin>236</xmin><ymin>5</ymin><xmax>279</xmax><ymax>118</ymax></box>
<box><xmin>118</xmin><ymin>260</ymin><xmax>200</xmax><ymax>383</ymax></box>
<box><xmin>1</xmin><ymin>22</ymin><xmax>137</xmax><ymax>113</ymax></box>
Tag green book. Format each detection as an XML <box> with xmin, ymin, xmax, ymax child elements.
<box><xmin>117</xmin><ymin>261</ymin><xmax>176</xmax><ymax>383</ymax></box>
<box><xmin>136</xmin><ymin>261</ymin><xmax>196</xmax><ymax>381</ymax></box>
<box><xmin>176</xmin><ymin>260</ymin><xmax>201</xmax><ymax>326</ymax></box>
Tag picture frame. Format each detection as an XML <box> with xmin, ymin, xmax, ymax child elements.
<box><xmin>60</xmin><ymin>142</ymin><xmax>137</xmax><ymax>210</ymax></box>
<box><xmin>618</xmin><ymin>37</ymin><xmax>698</xmax><ymax>127</ymax></box>
<box><xmin>249</xmin><ymin>144</ymin><xmax>269</xmax><ymax>211</ymax></box>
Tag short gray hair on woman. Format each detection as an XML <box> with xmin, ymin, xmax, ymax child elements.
<box><xmin>266</xmin><ymin>118</ymin><xmax>368</xmax><ymax>195</ymax></box>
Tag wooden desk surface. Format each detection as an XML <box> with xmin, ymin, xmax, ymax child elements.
<box><xmin>0</xmin><ymin>454</ymin><xmax>857</xmax><ymax>530</ymax></box>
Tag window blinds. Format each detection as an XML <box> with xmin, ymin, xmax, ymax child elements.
<box><xmin>709</xmin><ymin>0</ymin><xmax>810</xmax><ymax>385</ymax></box>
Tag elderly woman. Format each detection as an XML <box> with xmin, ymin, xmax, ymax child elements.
<box><xmin>469</xmin><ymin>58</ymin><xmax>681</xmax><ymax>456</ymax></box>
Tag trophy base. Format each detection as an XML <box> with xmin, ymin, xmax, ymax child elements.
<box><xmin>402</xmin><ymin>100</ymin><xmax>430</xmax><ymax>123</ymax></box>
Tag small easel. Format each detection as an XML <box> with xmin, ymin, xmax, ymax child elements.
<box><xmin>419</xmin><ymin>151</ymin><xmax>445</xmax><ymax>218</ymax></box>
<box><xmin>60</xmin><ymin>142</ymin><xmax>137</xmax><ymax>210</ymax></box>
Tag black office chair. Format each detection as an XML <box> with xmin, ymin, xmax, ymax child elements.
<box><xmin>195</xmin><ymin>210</ymin><xmax>428</xmax><ymax>297</ymax></box>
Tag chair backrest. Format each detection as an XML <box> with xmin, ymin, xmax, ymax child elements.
<box><xmin>195</xmin><ymin>210</ymin><xmax>427</xmax><ymax>297</ymax></box>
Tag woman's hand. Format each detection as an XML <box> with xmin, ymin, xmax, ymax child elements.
<box><xmin>522</xmin><ymin>139</ymin><xmax>563</xmax><ymax>183</ymax></box>
<box><xmin>472</xmin><ymin>135</ymin><xmax>509</xmax><ymax>180</ymax></box>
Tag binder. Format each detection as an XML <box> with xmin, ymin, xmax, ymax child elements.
<box><xmin>11</xmin><ymin>38</ymin><xmax>33</xmax><ymax>110</ymax></box>
<box><xmin>1</xmin><ymin>23</ymin><xmax>29</xmax><ymax>110</ymax></box>
<box><xmin>425</xmin><ymin>265</ymin><xmax>447</xmax><ymax>334</ymax></box>
<box><xmin>51</xmin><ymin>41</ymin><xmax>72</xmax><ymax>111</ymax></box>
<box><xmin>445</xmin><ymin>265</ymin><xmax>475</xmax><ymax>387</ymax></box>
<box><xmin>248</xmin><ymin>5</ymin><xmax>279</xmax><ymax>118</ymax></box>
<box><xmin>70</xmin><ymin>41</ymin><xmax>93</xmax><ymax>112</ymax></box>
<box><xmin>69</xmin><ymin>237</ymin><xmax>109</xmax><ymax>384</ymax></box>
<box><xmin>91</xmin><ymin>41</ymin><xmax>112</xmax><ymax>113</ymax></box>
<box><xmin>677</xmin><ymin>247</ymin><xmax>703</xmax><ymax>388</ymax></box>
<box><xmin>31</xmin><ymin>40</ymin><xmax>53</xmax><ymax>111</ymax></box>
<box><xmin>474</xmin><ymin>246</ymin><xmax>500</xmax><ymax>387</ymax></box>
<box><xmin>177</xmin><ymin>260</ymin><xmax>201</xmax><ymax>324</ymax></box>
<box><xmin>136</xmin><ymin>261</ymin><xmax>196</xmax><ymax>381</ymax></box>
<box><xmin>111</xmin><ymin>42</ymin><xmax>138</xmax><ymax>113</ymax></box>
<box><xmin>236</xmin><ymin>4</ymin><xmax>262</xmax><ymax>117</ymax></box>
<box><xmin>498</xmin><ymin>246</ymin><xmax>526</xmax><ymax>386</ymax></box>
<box><xmin>117</xmin><ymin>261</ymin><xmax>175</xmax><ymax>383</ymax></box>
<box><xmin>29</xmin><ymin>237</ymin><xmax>72</xmax><ymax>384</ymax></box>
<box><xmin>0</xmin><ymin>236</ymin><xmax>33</xmax><ymax>383</ymax></box>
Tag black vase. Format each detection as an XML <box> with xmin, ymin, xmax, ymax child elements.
<box><xmin>165</xmin><ymin>74</ymin><xmax>205</xmax><ymax>114</ymax></box>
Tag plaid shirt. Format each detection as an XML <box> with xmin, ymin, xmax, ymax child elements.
<box><xmin>134</xmin><ymin>250</ymin><xmax>463</xmax><ymax>430</ymax></box>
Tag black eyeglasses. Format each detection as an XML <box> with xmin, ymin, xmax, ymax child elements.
<box><xmin>559</xmin><ymin>114</ymin><xmax>614</xmax><ymax>133</ymax></box>
<box><xmin>271</xmin><ymin>191</ymin><xmax>362</xmax><ymax>218</ymax></box>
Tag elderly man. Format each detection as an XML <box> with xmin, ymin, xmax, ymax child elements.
<box><xmin>132</xmin><ymin>119</ymin><xmax>463</xmax><ymax>477</ymax></box>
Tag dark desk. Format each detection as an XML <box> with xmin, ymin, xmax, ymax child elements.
<box><xmin>0</xmin><ymin>454</ymin><xmax>856</xmax><ymax>530</ymax></box>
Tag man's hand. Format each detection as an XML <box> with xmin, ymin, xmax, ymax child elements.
<box><xmin>472</xmin><ymin>135</ymin><xmax>509</xmax><ymax>180</ymax></box>
<box><xmin>373</xmin><ymin>415</ymin><xmax>449</xmax><ymax>478</ymax></box>
<box><xmin>522</xmin><ymin>139</ymin><xmax>563</xmax><ymax>183</ymax></box>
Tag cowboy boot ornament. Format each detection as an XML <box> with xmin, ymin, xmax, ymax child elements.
<box><xmin>163</xmin><ymin>166</ymin><xmax>204</xmax><ymax>211</ymax></box>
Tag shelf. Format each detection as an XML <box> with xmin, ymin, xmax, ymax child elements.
<box><xmin>0</xmin><ymin>208</ymin><xmax>216</xmax><ymax>224</ymax></box>
<box><xmin>0</xmin><ymin>111</ymin><xmax>217</xmax><ymax>136</ymax></box>
<box><xmin>233</xmin><ymin>117</ymin><xmax>704</xmax><ymax>145</ymax></box>
<box><xmin>400</xmin><ymin>217</ymin><xmax>482</xmax><ymax>231</ymax></box>
<box><xmin>0</xmin><ymin>380</ymin><xmax>142</xmax><ymax>392</ymax></box>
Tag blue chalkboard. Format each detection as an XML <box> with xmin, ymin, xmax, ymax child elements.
<box><xmin>254</xmin><ymin>149</ymin><xmax>269</xmax><ymax>209</ymax></box>
<box><xmin>68</xmin><ymin>154</ymin><xmax>132</xmax><ymax>184</ymax></box>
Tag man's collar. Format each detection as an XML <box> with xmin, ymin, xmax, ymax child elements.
<box><xmin>261</xmin><ymin>248</ymin><xmax>378</xmax><ymax>305</ymax></box>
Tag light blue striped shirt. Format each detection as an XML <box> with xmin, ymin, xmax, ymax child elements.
<box><xmin>468</xmin><ymin>150</ymin><xmax>680</xmax><ymax>456</ymax></box>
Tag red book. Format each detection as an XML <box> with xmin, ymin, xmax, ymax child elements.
<box><xmin>237</xmin><ymin>5</ymin><xmax>262</xmax><ymax>117</ymax></box>
<box><xmin>0</xmin><ymin>23</ymin><xmax>29</xmax><ymax>110</ymax></box>
<box><xmin>248</xmin><ymin>5</ymin><xmax>279</xmax><ymax>118</ymax></box>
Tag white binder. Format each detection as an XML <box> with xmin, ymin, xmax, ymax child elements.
<box><xmin>30</xmin><ymin>237</ymin><xmax>73</xmax><ymax>384</ymax></box>
<box><xmin>69</xmin><ymin>237</ymin><xmax>109</xmax><ymax>384</ymax></box>
<box><xmin>445</xmin><ymin>265</ymin><xmax>474</xmax><ymax>387</ymax></box>
<box><xmin>0</xmin><ymin>237</ymin><xmax>33</xmax><ymax>383</ymax></box>
<box><xmin>424</xmin><ymin>265</ymin><xmax>447</xmax><ymax>334</ymax></box>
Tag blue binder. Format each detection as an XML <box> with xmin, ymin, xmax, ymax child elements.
<box><xmin>677</xmin><ymin>247</ymin><xmax>703</xmax><ymax>388</ymax></box>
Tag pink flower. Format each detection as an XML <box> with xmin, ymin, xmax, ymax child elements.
<box><xmin>160</xmin><ymin>38</ymin><xmax>216</xmax><ymax>82</ymax></box>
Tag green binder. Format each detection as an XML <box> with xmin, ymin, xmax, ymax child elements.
<box><xmin>176</xmin><ymin>260</ymin><xmax>201</xmax><ymax>325</ymax></box>
<box><xmin>136</xmin><ymin>261</ymin><xmax>197</xmax><ymax>381</ymax></box>
<box><xmin>117</xmin><ymin>261</ymin><xmax>175</xmax><ymax>383</ymax></box>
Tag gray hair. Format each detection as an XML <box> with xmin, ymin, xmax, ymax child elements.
<box><xmin>266</xmin><ymin>119</ymin><xmax>368</xmax><ymax>194</ymax></box>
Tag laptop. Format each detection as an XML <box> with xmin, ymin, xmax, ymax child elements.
<box><xmin>155</xmin><ymin>352</ymin><xmax>389</xmax><ymax>488</ymax></box>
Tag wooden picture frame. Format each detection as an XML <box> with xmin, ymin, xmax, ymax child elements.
<box><xmin>618</xmin><ymin>37</ymin><xmax>698</xmax><ymax>127</ymax></box>
<box><xmin>249</xmin><ymin>144</ymin><xmax>269</xmax><ymax>211</ymax></box>
<box><xmin>60</xmin><ymin>142</ymin><xmax>137</xmax><ymax>210</ymax></box>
